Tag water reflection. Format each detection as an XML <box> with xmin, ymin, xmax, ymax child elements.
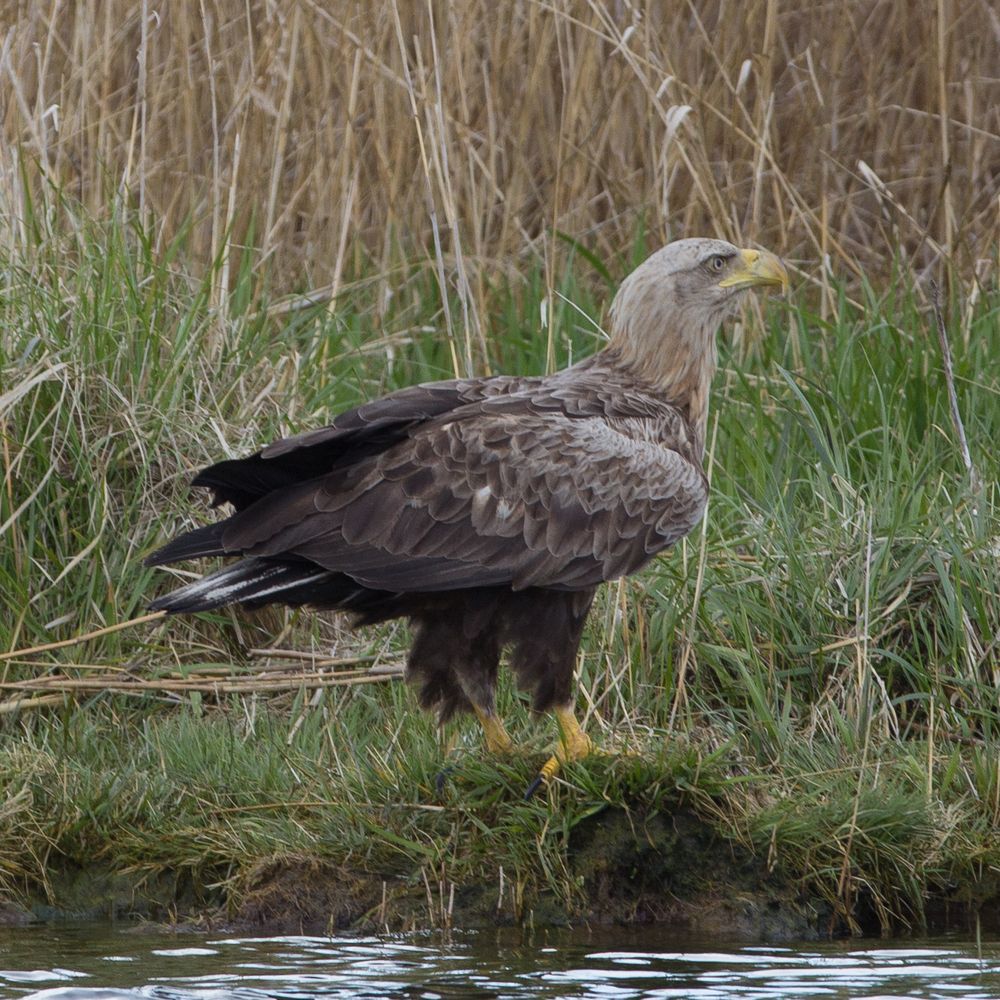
<box><xmin>0</xmin><ymin>925</ymin><xmax>997</xmax><ymax>1000</ymax></box>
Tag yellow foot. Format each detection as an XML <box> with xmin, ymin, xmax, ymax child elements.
<box><xmin>525</xmin><ymin>705</ymin><xmax>593</xmax><ymax>798</ymax></box>
<box><xmin>473</xmin><ymin>705</ymin><xmax>514</xmax><ymax>755</ymax></box>
<box><xmin>436</xmin><ymin>707</ymin><xmax>513</xmax><ymax>796</ymax></box>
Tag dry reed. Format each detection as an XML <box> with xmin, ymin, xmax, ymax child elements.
<box><xmin>0</xmin><ymin>658</ymin><xmax>404</xmax><ymax>715</ymax></box>
<box><xmin>1</xmin><ymin>0</ymin><xmax>996</xmax><ymax>307</ymax></box>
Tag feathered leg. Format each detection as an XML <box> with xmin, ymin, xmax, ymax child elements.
<box><xmin>499</xmin><ymin>588</ymin><xmax>597</xmax><ymax>796</ymax></box>
<box><xmin>408</xmin><ymin>597</ymin><xmax>517</xmax><ymax>765</ymax></box>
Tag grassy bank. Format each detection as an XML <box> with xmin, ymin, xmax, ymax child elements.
<box><xmin>1</xmin><ymin>195</ymin><xmax>998</xmax><ymax>936</ymax></box>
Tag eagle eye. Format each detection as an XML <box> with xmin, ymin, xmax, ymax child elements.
<box><xmin>708</xmin><ymin>254</ymin><xmax>729</xmax><ymax>273</ymax></box>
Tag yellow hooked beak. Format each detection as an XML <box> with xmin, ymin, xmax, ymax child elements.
<box><xmin>718</xmin><ymin>248</ymin><xmax>789</xmax><ymax>293</ymax></box>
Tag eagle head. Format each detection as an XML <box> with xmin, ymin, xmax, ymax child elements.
<box><xmin>607</xmin><ymin>237</ymin><xmax>787</xmax><ymax>405</ymax></box>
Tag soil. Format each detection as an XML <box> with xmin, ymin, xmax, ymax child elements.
<box><xmin>3</xmin><ymin>804</ymin><xmax>993</xmax><ymax>941</ymax></box>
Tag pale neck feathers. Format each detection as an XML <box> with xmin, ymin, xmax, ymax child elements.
<box><xmin>604</xmin><ymin>265</ymin><xmax>723</xmax><ymax>446</ymax></box>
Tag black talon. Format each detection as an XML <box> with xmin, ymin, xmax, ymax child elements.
<box><xmin>524</xmin><ymin>775</ymin><xmax>545</xmax><ymax>800</ymax></box>
<box><xmin>435</xmin><ymin>764</ymin><xmax>457</xmax><ymax>795</ymax></box>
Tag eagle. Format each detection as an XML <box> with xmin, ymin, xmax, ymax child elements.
<box><xmin>146</xmin><ymin>239</ymin><xmax>787</xmax><ymax>793</ymax></box>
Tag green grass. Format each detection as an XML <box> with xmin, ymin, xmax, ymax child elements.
<box><xmin>1</xmin><ymin>191</ymin><xmax>999</xmax><ymax>934</ymax></box>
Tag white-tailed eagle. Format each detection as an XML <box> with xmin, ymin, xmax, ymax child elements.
<box><xmin>147</xmin><ymin>239</ymin><xmax>788</xmax><ymax>793</ymax></box>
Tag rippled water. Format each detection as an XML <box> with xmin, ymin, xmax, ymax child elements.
<box><xmin>1</xmin><ymin>924</ymin><xmax>998</xmax><ymax>1000</ymax></box>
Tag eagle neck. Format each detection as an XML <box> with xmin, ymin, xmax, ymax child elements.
<box><xmin>601</xmin><ymin>271</ymin><xmax>723</xmax><ymax>457</ymax></box>
<box><xmin>596</xmin><ymin>335</ymin><xmax>717</xmax><ymax>459</ymax></box>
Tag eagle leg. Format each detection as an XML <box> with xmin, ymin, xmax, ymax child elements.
<box><xmin>525</xmin><ymin>704</ymin><xmax>593</xmax><ymax>798</ymax></box>
<box><xmin>473</xmin><ymin>704</ymin><xmax>514</xmax><ymax>754</ymax></box>
<box><xmin>435</xmin><ymin>702</ymin><xmax>513</xmax><ymax>795</ymax></box>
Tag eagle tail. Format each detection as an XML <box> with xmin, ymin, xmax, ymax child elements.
<box><xmin>149</xmin><ymin>557</ymin><xmax>337</xmax><ymax>614</ymax></box>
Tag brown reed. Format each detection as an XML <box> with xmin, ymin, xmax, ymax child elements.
<box><xmin>1</xmin><ymin>0</ymin><xmax>996</xmax><ymax>301</ymax></box>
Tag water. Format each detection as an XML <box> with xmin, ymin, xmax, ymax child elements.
<box><xmin>1</xmin><ymin>924</ymin><xmax>998</xmax><ymax>1000</ymax></box>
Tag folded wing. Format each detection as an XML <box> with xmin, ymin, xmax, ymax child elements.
<box><xmin>209</xmin><ymin>397</ymin><xmax>707</xmax><ymax>594</ymax></box>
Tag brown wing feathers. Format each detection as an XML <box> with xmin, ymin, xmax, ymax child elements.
<box><xmin>147</xmin><ymin>365</ymin><xmax>708</xmax><ymax>610</ymax></box>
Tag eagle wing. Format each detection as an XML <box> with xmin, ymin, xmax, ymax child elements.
<box><xmin>192</xmin><ymin>376</ymin><xmax>540</xmax><ymax>510</ymax></box>
<box><xmin>217</xmin><ymin>394</ymin><xmax>707</xmax><ymax>593</ymax></box>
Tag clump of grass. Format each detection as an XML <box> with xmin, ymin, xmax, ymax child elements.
<box><xmin>1</xmin><ymin>185</ymin><xmax>998</xmax><ymax>932</ymax></box>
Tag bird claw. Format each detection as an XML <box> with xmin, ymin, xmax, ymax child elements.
<box><xmin>523</xmin><ymin>753</ymin><xmax>561</xmax><ymax>799</ymax></box>
<box><xmin>523</xmin><ymin>775</ymin><xmax>545</xmax><ymax>799</ymax></box>
<box><xmin>434</xmin><ymin>764</ymin><xmax>457</xmax><ymax>795</ymax></box>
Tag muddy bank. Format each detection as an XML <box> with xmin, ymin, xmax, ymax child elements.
<box><xmin>226</xmin><ymin>807</ymin><xmax>823</xmax><ymax>940</ymax></box>
<box><xmin>4</xmin><ymin>805</ymin><xmax>994</xmax><ymax>941</ymax></box>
